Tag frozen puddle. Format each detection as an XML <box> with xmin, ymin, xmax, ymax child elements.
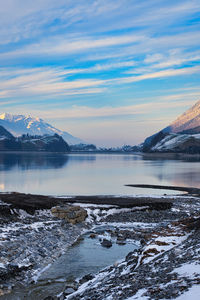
<box><xmin>2</xmin><ymin>227</ymin><xmax>138</xmax><ymax>300</ymax></box>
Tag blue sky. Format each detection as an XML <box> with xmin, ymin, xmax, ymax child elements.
<box><xmin>0</xmin><ymin>0</ymin><xmax>200</xmax><ymax>146</ymax></box>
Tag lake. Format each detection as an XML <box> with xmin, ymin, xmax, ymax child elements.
<box><xmin>0</xmin><ymin>152</ymin><xmax>200</xmax><ymax>196</ymax></box>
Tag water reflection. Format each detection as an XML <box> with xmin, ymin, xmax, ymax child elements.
<box><xmin>141</xmin><ymin>153</ymin><xmax>200</xmax><ymax>162</ymax></box>
<box><xmin>0</xmin><ymin>152</ymin><xmax>200</xmax><ymax>195</ymax></box>
<box><xmin>0</xmin><ymin>152</ymin><xmax>69</xmax><ymax>170</ymax></box>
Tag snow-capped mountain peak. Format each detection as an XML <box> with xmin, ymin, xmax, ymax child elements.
<box><xmin>141</xmin><ymin>99</ymin><xmax>200</xmax><ymax>152</ymax></box>
<box><xmin>0</xmin><ymin>113</ymin><xmax>24</xmax><ymax>122</ymax></box>
<box><xmin>0</xmin><ymin>113</ymin><xmax>83</xmax><ymax>145</ymax></box>
<box><xmin>168</xmin><ymin>100</ymin><xmax>200</xmax><ymax>133</ymax></box>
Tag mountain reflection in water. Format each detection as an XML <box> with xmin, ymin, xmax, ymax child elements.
<box><xmin>0</xmin><ymin>152</ymin><xmax>69</xmax><ymax>171</ymax></box>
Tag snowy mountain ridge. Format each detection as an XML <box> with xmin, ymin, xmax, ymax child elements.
<box><xmin>0</xmin><ymin>113</ymin><xmax>41</xmax><ymax>123</ymax></box>
<box><xmin>140</xmin><ymin>100</ymin><xmax>200</xmax><ymax>153</ymax></box>
<box><xmin>151</xmin><ymin>133</ymin><xmax>200</xmax><ymax>152</ymax></box>
<box><xmin>0</xmin><ymin>113</ymin><xmax>83</xmax><ymax>145</ymax></box>
<box><xmin>166</xmin><ymin>99</ymin><xmax>200</xmax><ymax>133</ymax></box>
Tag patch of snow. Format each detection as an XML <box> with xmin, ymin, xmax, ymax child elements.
<box><xmin>125</xmin><ymin>288</ymin><xmax>148</xmax><ymax>299</ymax></box>
<box><xmin>66</xmin><ymin>269</ymin><xmax>111</xmax><ymax>299</ymax></box>
<box><xmin>85</xmin><ymin>206</ymin><xmax>150</xmax><ymax>224</ymax></box>
<box><xmin>17</xmin><ymin>262</ymin><xmax>32</xmax><ymax>268</ymax></box>
<box><xmin>138</xmin><ymin>232</ymin><xmax>190</xmax><ymax>266</ymax></box>
<box><xmin>176</xmin><ymin>284</ymin><xmax>200</xmax><ymax>300</ymax></box>
<box><xmin>13</xmin><ymin>209</ymin><xmax>33</xmax><ymax>219</ymax></box>
<box><xmin>173</xmin><ymin>262</ymin><xmax>200</xmax><ymax>278</ymax></box>
<box><xmin>0</xmin><ymin>220</ymin><xmax>60</xmax><ymax>241</ymax></box>
<box><xmin>32</xmin><ymin>263</ymin><xmax>52</xmax><ymax>282</ymax></box>
<box><xmin>104</xmin><ymin>206</ymin><xmax>149</xmax><ymax>217</ymax></box>
<box><xmin>120</xmin><ymin>265</ymin><xmax>131</xmax><ymax>276</ymax></box>
<box><xmin>0</xmin><ymin>200</ymin><xmax>10</xmax><ymax>206</ymax></box>
<box><xmin>86</xmin><ymin>208</ymin><xmax>101</xmax><ymax>223</ymax></box>
<box><xmin>100</xmin><ymin>222</ymin><xmax>157</xmax><ymax>228</ymax></box>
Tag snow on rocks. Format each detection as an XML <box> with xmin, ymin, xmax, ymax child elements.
<box><xmin>64</xmin><ymin>197</ymin><xmax>200</xmax><ymax>300</ymax></box>
<box><xmin>151</xmin><ymin>133</ymin><xmax>200</xmax><ymax>153</ymax></box>
<box><xmin>0</xmin><ymin>206</ymin><xmax>84</xmax><ymax>294</ymax></box>
<box><xmin>137</xmin><ymin>222</ymin><xmax>190</xmax><ymax>265</ymax></box>
<box><xmin>0</xmin><ymin>194</ymin><xmax>200</xmax><ymax>299</ymax></box>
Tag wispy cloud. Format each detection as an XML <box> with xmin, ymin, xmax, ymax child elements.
<box><xmin>0</xmin><ymin>67</ymin><xmax>108</xmax><ymax>98</ymax></box>
<box><xmin>83</xmin><ymin>31</ymin><xmax>200</xmax><ymax>63</ymax></box>
<box><xmin>1</xmin><ymin>64</ymin><xmax>200</xmax><ymax>100</ymax></box>
<box><xmin>120</xmin><ymin>66</ymin><xmax>200</xmax><ymax>83</ymax></box>
<box><xmin>0</xmin><ymin>33</ymin><xmax>146</xmax><ymax>60</ymax></box>
<box><xmin>21</xmin><ymin>90</ymin><xmax>200</xmax><ymax>120</ymax></box>
<box><xmin>1</xmin><ymin>65</ymin><xmax>199</xmax><ymax>99</ymax></box>
<box><xmin>126</xmin><ymin>50</ymin><xmax>200</xmax><ymax>74</ymax></box>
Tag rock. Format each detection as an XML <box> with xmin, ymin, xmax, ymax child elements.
<box><xmin>101</xmin><ymin>239</ymin><xmax>112</xmax><ymax>248</ymax></box>
<box><xmin>0</xmin><ymin>287</ymin><xmax>12</xmax><ymax>297</ymax></box>
<box><xmin>116</xmin><ymin>235</ymin><xmax>126</xmax><ymax>245</ymax></box>
<box><xmin>79</xmin><ymin>273</ymin><xmax>94</xmax><ymax>285</ymax></box>
<box><xmin>63</xmin><ymin>280</ymin><xmax>79</xmax><ymax>296</ymax></box>
<box><xmin>155</xmin><ymin>240</ymin><xmax>169</xmax><ymax>246</ymax></box>
<box><xmin>0</xmin><ymin>264</ymin><xmax>29</xmax><ymax>282</ymax></box>
<box><xmin>116</xmin><ymin>240</ymin><xmax>126</xmax><ymax>245</ymax></box>
<box><xmin>64</xmin><ymin>287</ymin><xmax>76</xmax><ymax>295</ymax></box>
<box><xmin>140</xmin><ymin>239</ymin><xmax>146</xmax><ymax>246</ymax></box>
<box><xmin>186</xmin><ymin>217</ymin><xmax>200</xmax><ymax>230</ymax></box>
<box><xmin>89</xmin><ymin>233</ymin><xmax>96</xmax><ymax>239</ymax></box>
<box><xmin>51</xmin><ymin>206</ymin><xmax>88</xmax><ymax>224</ymax></box>
<box><xmin>72</xmin><ymin>236</ymin><xmax>84</xmax><ymax>246</ymax></box>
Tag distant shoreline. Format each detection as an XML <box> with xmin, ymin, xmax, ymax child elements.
<box><xmin>1</xmin><ymin>150</ymin><xmax>200</xmax><ymax>157</ymax></box>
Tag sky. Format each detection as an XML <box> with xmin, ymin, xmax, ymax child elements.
<box><xmin>0</xmin><ymin>0</ymin><xmax>200</xmax><ymax>146</ymax></box>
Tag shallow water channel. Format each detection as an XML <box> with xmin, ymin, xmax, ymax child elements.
<box><xmin>2</xmin><ymin>226</ymin><xmax>137</xmax><ymax>300</ymax></box>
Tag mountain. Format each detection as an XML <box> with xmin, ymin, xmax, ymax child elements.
<box><xmin>0</xmin><ymin>113</ymin><xmax>83</xmax><ymax>145</ymax></box>
<box><xmin>141</xmin><ymin>100</ymin><xmax>200</xmax><ymax>153</ymax></box>
<box><xmin>164</xmin><ymin>100</ymin><xmax>200</xmax><ymax>133</ymax></box>
<box><xmin>179</xmin><ymin>126</ymin><xmax>200</xmax><ymax>134</ymax></box>
<box><xmin>70</xmin><ymin>143</ymin><xmax>97</xmax><ymax>151</ymax></box>
<box><xmin>151</xmin><ymin>133</ymin><xmax>200</xmax><ymax>154</ymax></box>
<box><xmin>0</xmin><ymin>125</ymin><xmax>70</xmax><ymax>152</ymax></box>
<box><xmin>0</xmin><ymin>125</ymin><xmax>14</xmax><ymax>139</ymax></box>
<box><xmin>17</xmin><ymin>134</ymin><xmax>70</xmax><ymax>152</ymax></box>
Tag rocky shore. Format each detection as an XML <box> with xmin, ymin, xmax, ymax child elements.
<box><xmin>0</xmin><ymin>192</ymin><xmax>199</xmax><ymax>299</ymax></box>
<box><xmin>0</xmin><ymin>201</ymin><xmax>87</xmax><ymax>297</ymax></box>
<box><xmin>69</xmin><ymin>207</ymin><xmax>200</xmax><ymax>299</ymax></box>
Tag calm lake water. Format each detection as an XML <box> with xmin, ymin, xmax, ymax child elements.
<box><xmin>0</xmin><ymin>152</ymin><xmax>200</xmax><ymax>196</ymax></box>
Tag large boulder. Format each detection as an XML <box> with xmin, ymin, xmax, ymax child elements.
<box><xmin>51</xmin><ymin>205</ymin><xmax>88</xmax><ymax>224</ymax></box>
